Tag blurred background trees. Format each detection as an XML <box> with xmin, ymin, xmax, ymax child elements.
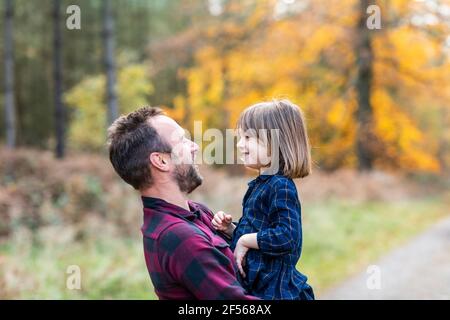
<box><xmin>1</xmin><ymin>0</ymin><xmax>449</xmax><ymax>172</ymax></box>
<box><xmin>1</xmin><ymin>0</ymin><xmax>449</xmax><ymax>299</ymax></box>
<box><xmin>102</xmin><ymin>0</ymin><xmax>119</xmax><ymax>126</ymax></box>
<box><xmin>3</xmin><ymin>0</ymin><xmax>16</xmax><ymax>148</ymax></box>
<box><xmin>170</xmin><ymin>0</ymin><xmax>450</xmax><ymax>173</ymax></box>
<box><xmin>53</xmin><ymin>0</ymin><xmax>66</xmax><ymax>158</ymax></box>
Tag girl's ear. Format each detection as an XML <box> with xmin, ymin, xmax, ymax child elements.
<box><xmin>149</xmin><ymin>152</ymin><xmax>170</xmax><ymax>172</ymax></box>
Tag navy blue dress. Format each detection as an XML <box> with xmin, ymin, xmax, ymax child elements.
<box><xmin>230</xmin><ymin>172</ymin><xmax>314</xmax><ymax>300</ymax></box>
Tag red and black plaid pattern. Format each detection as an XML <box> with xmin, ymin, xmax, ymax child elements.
<box><xmin>141</xmin><ymin>196</ymin><xmax>258</xmax><ymax>300</ymax></box>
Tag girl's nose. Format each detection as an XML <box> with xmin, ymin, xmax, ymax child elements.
<box><xmin>237</xmin><ymin>138</ymin><xmax>244</xmax><ymax>149</ymax></box>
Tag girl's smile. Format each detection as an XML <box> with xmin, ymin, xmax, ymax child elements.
<box><xmin>237</xmin><ymin>131</ymin><xmax>271</xmax><ymax>169</ymax></box>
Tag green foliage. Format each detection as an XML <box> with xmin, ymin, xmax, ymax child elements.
<box><xmin>65</xmin><ymin>63</ymin><xmax>153</xmax><ymax>150</ymax></box>
<box><xmin>0</xmin><ymin>234</ymin><xmax>155</xmax><ymax>299</ymax></box>
<box><xmin>0</xmin><ymin>0</ymin><xmax>185</xmax><ymax>148</ymax></box>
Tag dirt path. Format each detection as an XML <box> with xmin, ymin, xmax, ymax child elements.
<box><xmin>320</xmin><ymin>216</ymin><xmax>450</xmax><ymax>300</ymax></box>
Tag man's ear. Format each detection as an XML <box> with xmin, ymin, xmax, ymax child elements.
<box><xmin>149</xmin><ymin>152</ymin><xmax>170</xmax><ymax>172</ymax></box>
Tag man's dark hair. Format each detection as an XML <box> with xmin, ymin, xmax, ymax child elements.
<box><xmin>107</xmin><ymin>106</ymin><xmax>172</xmax><ymax>190</ymax></box>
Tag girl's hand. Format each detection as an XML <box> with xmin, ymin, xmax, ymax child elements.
<box><xmin>212</xmin><ymin>211</ymin><xmax>234</xmax><ymax>235</ymax></box>
<box><xmin>233</xmin><ymin>233</ymin><xmax>258</xmax><ymax>277</ymax></box>
<box><xmin>234</xmin><ymin>236</ymin><xmax>250</xmax><ymax>278</ymax></box>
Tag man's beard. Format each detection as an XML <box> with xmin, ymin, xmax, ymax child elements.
<box><xmin>172</xmin><ymin>163</ymin><xmax>203</xmax><ymax>194</ymax></box>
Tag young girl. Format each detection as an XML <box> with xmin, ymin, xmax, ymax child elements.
<box><xmin>212</xmin><ymin>99</ymin><xmax>314</xmax><ymax>300</ymax></box>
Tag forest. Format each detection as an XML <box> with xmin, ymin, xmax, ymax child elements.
<box><xmin>0</xmin><ymin>0</ymin><xmax>449</xmax><ymax>299</ymax></box>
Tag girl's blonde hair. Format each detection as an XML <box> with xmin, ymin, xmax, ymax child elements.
<box><xmin>237</xmin><ymin>99</ymin><xmax>311</xmax><ymax>179</ymax></box>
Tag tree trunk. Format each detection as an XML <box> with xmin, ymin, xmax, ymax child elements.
<box><xmin>355</xmin><ymin>0</ymin><xmax>375</xmax><ymax>171</ymax></box>
<box><xmin>103</xmin><ymin>0</ymin><xmax>119</xmax><ymax>126</ymax></box>
<box><xmin>53</xmin><ymin>0</ymin><xmax>65</xmax><ymax>158</ymax></box>
<box><xmin>4</xmin><ymin>0</ymin><xmax>16</xmax><ymax>148</ymax></box>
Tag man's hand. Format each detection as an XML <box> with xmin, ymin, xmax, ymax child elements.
<box><xmin>212</xmin><ymin>211</ymin><xmax>234</xmax><ymax>236</ymax></box>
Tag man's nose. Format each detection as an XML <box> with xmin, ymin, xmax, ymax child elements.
<box><xmin>191</xmin><ymin>140</ymin><xmax>199</xmax><ymax>153</ymax></box>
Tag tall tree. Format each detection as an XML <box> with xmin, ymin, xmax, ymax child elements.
<box><xmin>355</xmin><ymin>0</ymin><xmax>375</xmax><ymax>170</ymax></box>
<box><xmin>3</xmin><ymin>0</ymin><xmax>16</xmax><ymax>148</ymax></box>
<box><xmin>103</xmin><ymin>0</ymin><xmax>118</xmax><ymax>126</ymax></box>
<box><xmin>53</xmin><ymin>0</ymin><xmax>65</xmax><ymax>158</ymax></box>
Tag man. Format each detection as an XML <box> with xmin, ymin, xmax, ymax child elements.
<box><xmin>107</xmin><ymin>106</ymin><xmax>256</xmax><ymax>300</ymax></box>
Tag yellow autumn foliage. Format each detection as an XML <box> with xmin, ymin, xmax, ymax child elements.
<box><xmin>173</xmin><ymin>0</ymin><xmax>449</xmax><ymax>173</ymax></box>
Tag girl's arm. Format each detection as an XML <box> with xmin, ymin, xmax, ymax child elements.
<box><xmin>212</xmin><ymin>211</ymin><xmax>236</xmax><ymax>237</ymax></box>
<box><xmin>256</xmin><ymin>178</ymin><xmax>302</xmax><ymax>256</ymax></box>
<box><xmin>222</xmin><ymin>222</ymin><xmax>236</xmax><ymax>238</ymax></box>
<box><xmin>237</xmin><ymin>233</ymin><xmax>259</xmax><ymax>249</ymax></box>
<box><xmin>234</xmin><ymin>232</ymin><xmax>258</xmax><ymax>277</ymax></box>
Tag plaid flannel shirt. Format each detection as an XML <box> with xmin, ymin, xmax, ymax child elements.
<box><xmin>141</xmin><ymin>196</ymin><xmax>258</xmax><ymax>300</ymax></box>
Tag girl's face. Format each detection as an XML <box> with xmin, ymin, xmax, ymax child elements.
<box><xmin>237</xmin><ymin>129</ymin><xmax>271</xmax><ymax>170</ymax></box>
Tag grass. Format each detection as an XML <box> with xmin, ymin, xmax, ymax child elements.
<box><xmin>0</xmin><ymin>232</ymin><xmax>155</xmax><ymax>299</ymax></box>
<box><xmin>299</xmin><ymin>196</ymin><xmax>449</xmax><ymax>295</ymax></box>
<box><xmin>1</xmin><ymin>195</ymin><xmax>448</xmax><ymax>299</ymax></box>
